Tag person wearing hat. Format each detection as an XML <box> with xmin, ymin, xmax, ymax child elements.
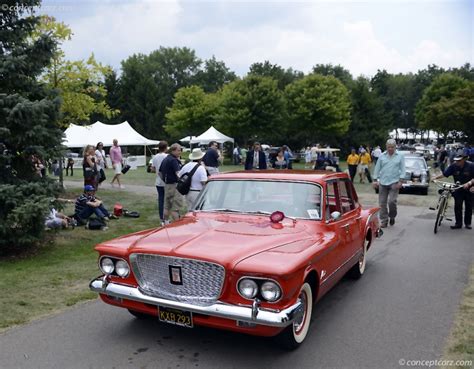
<box><xmin>178</xmin><ymin>148</ymin><xmax>208</xmax><ymax>210</ymax></box>
<box><xmin>73</xmin><ymin>185</ymin><xmax>113</xmax><ymax>224</ymax></box>
<box><xmin>433</xmin><ymin>154</ymin><xmax>474</xmax><ymax>229</ymax></box>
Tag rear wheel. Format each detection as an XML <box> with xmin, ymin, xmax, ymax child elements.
<box><xmin>275</xmin><ymin>283</ymin><xmax>313</xmax><ymax>350</ymax></box>
<box><xmin>434</xmin><ymin>197</ymin><xmax>447</xmax><ymax>234</ymax></box>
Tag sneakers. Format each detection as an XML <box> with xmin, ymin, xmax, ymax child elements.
<box><xmin>389</xmin><ymin>218</ymin><xmax>395</xmax><ymax>226</ymax></box>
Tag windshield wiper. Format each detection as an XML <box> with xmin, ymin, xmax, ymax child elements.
<box><xmin>204</xmin><ymin>208</ymin><xmax>243</xmax><ymax>213</ymax></box>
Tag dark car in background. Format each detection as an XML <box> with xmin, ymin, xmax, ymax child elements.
<box><xmin>401</xmin><ymin>155</ymin><xmax>430</xmax><ymax>195</ymax></box>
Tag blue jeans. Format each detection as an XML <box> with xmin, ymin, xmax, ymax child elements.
<box><xmin>77</xmin><ymin>204</ymin><xmax>110</xmax><ymax>220</ymax></box>
<box><xmin>156</xmin><ymin>186</ymin><xmax>165</xmax><ymax>221</ymax></box>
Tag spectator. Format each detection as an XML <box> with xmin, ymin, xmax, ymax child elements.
<box><xmin>433</xmin><ymin>154</ymin><xmax>474</xmax><ymax>229</ymax></box>
<box><xmin>372</xmin><ymin>146</ymin><xmax>382</xmax><ymax>165</ymax></box>
<box><xmin>66</xmin><ymin>155</ymin><xmax>75</xmax><ymax>176</ymax></box>
<box><xmin>109</xmin><ymin>138</ymin><xmax>124</xmax><ymax>188</ymax></box>
<box><xmin>202</xmin><ymin>141</ymin><xmax>220</xmax><ymax>176</ymax></box>
<box><xmin>159</xmin><ymin>143</ymin><xmax>184</xmax><ymax>222</ymax></box>
<box><xmin>232</xmin><ymin>145</ymin><xmax>241</xmax><ymax>165</ymax></box>
<box><xmin>347</xmin><ymin>148</ymin><xmax>360</xmax><ymax>182</ymax></box>
<box><xmin>245</xmin><ymin>142</ymin><xmax>267</xmax><ymax>170</ymax></box>
<box><xmin>373</xmin><ymin>139</ymin><xmax>406</xmax><ymax>228</ymax></box>
<box><xmin>95</xmin><ymin>142</ymin><xmax>108</xmax><ymax>187</ymax></box>
<box><xmin>45</xmin><ymin>208</ymin><xmax>74</xmax><ymax>229</ymax></box>
<box><xmin>178</xmin><ymin>148</ymin><xmax>208</xmax><ymax>210</ymax></box>
<box><xmin>438</xmin><ymin>145</ymin><xmax>448</xmax><ymax>172</ymax></box>
<box><xmin>241</xmin><ymin>146</ymin><xmax>248</xmax><ymax>163</ymax></box>
<box><xmin>74</xmin><ymin>185</ymin><xmax>113</xmax><ymax>224</ymax></box>
<box><xmin>304</xmin><ymin>147</ymin><xmax>312</xmax><ymax>169</ymax></box>
<box><xmin>273</xmin><ymin>149</ymin><xmax>289</xmax><ymax>169</ymax></box>
<box><xmin>82</xmin><ymin>145</ymin><xmax>98</xmax><ymax>189</ymax></box>
<box><xmin>358</xmin><ymin>148</ymin><xmax>372</xmax><ymax>183</ymax></box>
<box><xmin>152</xmin><ymin>141</ymin><xmax>168</xmax><ymax>223</ymax></box>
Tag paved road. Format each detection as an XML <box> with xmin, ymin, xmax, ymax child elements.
<box><xmin>1</xmin><ymin>206</ymin><xmax>472</xmax><ymax>369</ymax></box>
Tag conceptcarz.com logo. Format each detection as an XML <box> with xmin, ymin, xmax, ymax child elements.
<box><xmin>1</xmin><ymin>3</ymin><xmax>72</xmax><ymax>12</ymax></box>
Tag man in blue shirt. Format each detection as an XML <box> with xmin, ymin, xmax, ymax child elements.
<box><xmin>373</xmin><ymin>139</ymin><xmax>406</xmax><ymax>228</ymax></box>
<box><xmin>159</xmin><ymin>143</ymin><xmax>183</xmax><ymax>222</ymax></box>
<box><xmin>202</xmin><ymin>141</ymin><xmax>220</xmax><ymax>176</ymax></box>
<box><xmin>433</xmin><ymin>155</ymin><xmax>474</xmax><ymax>229</ymax></box>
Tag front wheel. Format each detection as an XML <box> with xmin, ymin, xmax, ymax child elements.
<box><xmin>434</xmin><ymin>197</ymin><xmax>447</xmax><ymax>234</ymax></box>
<box><xmin>275</xmin><ymin>283</ymin><xmax>313</xmax><ymax>350</ymax></box>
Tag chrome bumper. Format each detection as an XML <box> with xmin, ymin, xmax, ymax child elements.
<box><xmin>89</xmin><ymin>276</ymin><xmax>303</xmax><ymax>328</ymax></box>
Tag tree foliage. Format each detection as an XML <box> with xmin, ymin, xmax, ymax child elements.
<box><xmin>0</xmin><ymin>1</ymin><xmax>63</xmax><ymax>253</ymax></box>
<box><xmin>164</xmin><ymin>86</ymin><xmax>219</xmax><ymax>139</ymax></box>
<box><xmin>249</xmin><ymin>61</ymin><xmax>303</xmax><ymax>90</ymax></box>
<box><xmin>214</xmin><ymin>75</ymin><xmax>286</xmax><ymax>144</ymax></box>
<box><xmin>416</xmin><ymin>73</ymin><xmax>472</xmax><ymax>137</ymax></box>
<box><xmin>285</xmin><ymin>74</ymin><xmax>351</xmax><ymax>145</ymax></box>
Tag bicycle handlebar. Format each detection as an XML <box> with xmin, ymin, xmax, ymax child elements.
<box><xmin>432</xmin><ymin>179</ymin><xmax>464</xmax><ymax>191</ymax></box>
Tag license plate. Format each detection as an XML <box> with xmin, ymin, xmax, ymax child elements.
<box><xmin>158</xmin><ymin>306</ymin><xmax>193</xmax><ymax>328</ymax></box>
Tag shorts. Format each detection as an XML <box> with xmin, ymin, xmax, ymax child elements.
<box><xmin>113</xmin><ymin>162</ymin><xmax>122</xmax><ymax>174</ymax></box>
<box><xmin>358</xmin><ymin>164</ymin><xmax>368</xmax><ymax>174</ymax></box>
<box><xmin>164</xmin><ymin>183</ymin><xmax>185</xmax><ymax>212</ymax></box>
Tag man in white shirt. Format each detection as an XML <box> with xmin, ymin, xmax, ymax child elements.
<box><xmin>151</xmin><ymin>141</ymin><xmax>168</xmax><ymax>223</ymax></box>
<box><xmin>178</xmin><ymin>148</ymin><xmax>208</xmax><ymax>210</ymax></box>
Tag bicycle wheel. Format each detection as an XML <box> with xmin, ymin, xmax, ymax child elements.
<box><xmin>434</xmin><ymin>196</ymin><xmax>447</xmax><ymax>234</ymax></box>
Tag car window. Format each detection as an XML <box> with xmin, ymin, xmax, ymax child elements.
<box><xmin>326</xmin><ymin>180</ymin><xmax>340</xmax><ymax>219</ymax></box>
<box><xmin>338</xmin><ymin>179</ymin><xmax>356</xmax><ymax>214</ymax></box>
<box><xmin>195</xmin><ymin>180</ymin><xmax>322</xmax><ymax>220</ymax></box>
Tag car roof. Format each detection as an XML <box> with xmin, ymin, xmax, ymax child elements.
<box><xmin>210</xmin><ymin>170</ymin><xmax>346</xmax><ymax>182</ymax></box>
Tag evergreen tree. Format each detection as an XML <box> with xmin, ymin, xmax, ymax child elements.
<box><xmin>0</xmin><ymin>0</ymin><xmax>63</xmax><ymax>254</ymax></box>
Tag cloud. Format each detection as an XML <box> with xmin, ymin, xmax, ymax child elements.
<box><xmin>52</xmin><ymin>1</ymin><xmax>472</xmax><ymax>77</ymax></box>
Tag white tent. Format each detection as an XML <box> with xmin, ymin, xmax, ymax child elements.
<box><xmin>63</xmin><ymin>121</ymin><xmax>159</xmax><ymax>148</ymax></box>
<box><xmin>190</xmin><ymin>126</ymin><xmax>234</xmax><ymax>145</ymax></box>
<box><xmin>179</xmin><ymin>135</ymin><xmax>196</xmax><ymax>143</ymax></box>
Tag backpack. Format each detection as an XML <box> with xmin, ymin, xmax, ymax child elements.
<box><xmin>176</xmin><ymin>163</ymin><xmax>200</xmax><ymax>195</ymax></box>
<box><xmin>86</xmin><ymin>218</ymin><xmax>107</xmax><ymax>230</ymax></box>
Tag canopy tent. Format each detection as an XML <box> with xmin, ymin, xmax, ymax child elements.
<box><xmin>190</xmin><ymin>126</ymin><xmax>234</xmax><ymax>145</ymax></box>
<box><xmin>63</xmin><ymin>121</ymin><xmax>159</xmax><ymax>148</ymax></box>
<box><xmin>179</xmin><ymin>135</ymin><xmax>196</xmax><ymax>143</ymax></box>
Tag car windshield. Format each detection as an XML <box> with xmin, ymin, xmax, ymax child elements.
<box><xmin>405</xmin><ymin>157</ymin><xmax>426</xmax><ymax>170</ymax></box>
<box><xmin>194</xmin><ymin>180</ymin><xmax>322</xmax><ymax>220</ymax></box>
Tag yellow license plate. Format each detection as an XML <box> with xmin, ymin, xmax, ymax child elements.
<box><xmin>158</xmin><ymin>306</ymin><xmax>193</xmax><ymax>328</ymax></box>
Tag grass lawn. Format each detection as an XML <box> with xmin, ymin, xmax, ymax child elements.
<box><xmin>0</xmin><ymin>188</ymin><xmax>160</xmax><ymax>331</ymax></box>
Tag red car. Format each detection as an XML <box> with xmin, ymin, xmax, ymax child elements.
<box><xmin>90</xmin><ymin>171</ymin><xmax>382</xmax><ymax>349</ymax></box>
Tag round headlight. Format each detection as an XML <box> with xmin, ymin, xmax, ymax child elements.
<box><xmin>261</xmin><ymin>281</ymin><xmax>282</xmax><ymax>302</ymax></box>
<box><xmin>100</xmin><ymin>257</ymin><xmax>114</xmax><ymax>274</ymax></box>
<box><xmin>238</xmin><ymin>278</ymin><xmax>258</xmax><ymax>299</ymax></box>
<box><xmin>115</xmin><ymin>260</ymin><xmax>130</xmax><ymax>278</ymax></box>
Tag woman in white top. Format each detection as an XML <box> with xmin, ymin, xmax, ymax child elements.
<box><xmin>95</xmin><ymin>142</ymin><xmax>108</xmax><ymax>187</ymax></box>
<box><xmin>178</xmin><ymin>148</ymin><xmax>208</xmax><ymax>210</ymax></box>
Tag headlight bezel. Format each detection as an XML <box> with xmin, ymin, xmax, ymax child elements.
<box><xmin>237</xmin><ymin>278</ymin><xmax>259</xmax><ymax>299</ymax></box>
<box><xmin>236</xmin><ymin>276</ymin><xmax>283</xmax><ymax>303</ymax></box>
<box><xmin>98</xmin><ymin>256</ymin><xmax>130</xmax><ymax>278</ymax></box>
<box><xmin>260</xmin><ymin>280</ymin><xmax>282</xmax><ymax>302</ymax></box>
<box><xmin>115</xmin><ymin>259</ymin><xmax>130</xmax><ymax>278</ymax></box>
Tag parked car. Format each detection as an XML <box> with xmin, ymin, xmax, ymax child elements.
<box><xmin>401</xmin><ymin>155</ymin><xmax>431</xmax><ymax>195</ymax></box>
<box><xmin>89</xmin><ymin>171</ymin><xmax>382</xmax><ymax>349</ymax></box>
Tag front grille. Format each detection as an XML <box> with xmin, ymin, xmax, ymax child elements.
<box><xmin>130</xmin><ymin>254</ymin><xmax>225</xmax><ymax>306</ymax></box>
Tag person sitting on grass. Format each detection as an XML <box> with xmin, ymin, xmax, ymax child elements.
<box><xmin>45</xmin><ymin>208</ymin><xmax>75</xmax><ymax>230</ymax></box>
<box><xmin>74</xmin><ymin>185</ymin><xmax>115</xmax><ymax>224</ymax></box>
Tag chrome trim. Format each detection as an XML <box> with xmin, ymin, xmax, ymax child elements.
<box><xmin>236</xmin><ymin>276</ymin><xmax>283</xmax><ymax>304</ymax></box>
<box><xmin>89</xmin><ymin>277</ymin><xmax>303</xmax><ymax>328</ymax></box>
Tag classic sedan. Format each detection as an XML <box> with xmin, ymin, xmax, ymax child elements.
<box><xmin>90</xmin><ymin>171</ymin><xmax>382</xmax><ymax>349</ymax></box>
<box><xmin>401</xmin><ymin>155</ymin><xmax>431</xmax><ymax>195</ymax></box>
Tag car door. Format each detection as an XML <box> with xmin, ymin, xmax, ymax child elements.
<box><xmin>337</xmin><ymin>179</ymin><xmax>362</xmax><ymax>263</ymax></box>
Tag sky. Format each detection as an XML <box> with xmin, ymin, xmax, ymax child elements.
<box><xmin>40</xmin><ymin>0</ymin><xmax>473</xmax><ymax>77</ymax></box>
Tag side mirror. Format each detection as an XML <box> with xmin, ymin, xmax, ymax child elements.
<box><xmin>330</xmin><ymin>211</ymin><xmax>341</xmax><ymax>221</ymax></box>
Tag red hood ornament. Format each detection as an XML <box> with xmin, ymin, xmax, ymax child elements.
<box><xmin>270</xmin><ymin>211</ymin><xmax>285</xmax><ymax>223</ymax></box>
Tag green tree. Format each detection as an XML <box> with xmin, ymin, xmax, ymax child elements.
<box><xmin>416</xmin><ymin>74</ymin><xmax>471</xmax><ymax>137</ymax></box>
<box><xmin>37</xmin><ymin>16</ymin><xmax>118</xmax><ymax>125</ymax></box>
<box><xmin>214</xmin><ymin>76</ymin><xmax>286</xmax><ymax>144</ymax></box>
<box><xmin>249</xmin><ymin>61</ymin><xmax>303</xmax><ymax>90</ymax></box>
<box><xmin>312</xmin><ymin>64</ymin><xmax>354</xmax><ymax>88</ymax></box>
<box><xmin>164</xmin><ymin>86</ymin><xmax>218</xmax><ymax>139</ymax></box>
<box><xmin>195</xmin><ymin>56</ymin><xmax>236</xmax><ymax>93</ymax></box>
<box><xmin>119</xmin><ymin>47</ymin><xmax>202</xmax><ymax>138</ymax></box>
<box><xmin>0</xmin><ymin>1</ymin><xmax>63</xmax><ymax>254</ymax></box>
<box><xmin>285</xmin><ymin>74</ymin><xmax>351</xmax><ymax>145</ymax></box>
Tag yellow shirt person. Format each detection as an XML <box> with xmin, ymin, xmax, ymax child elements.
<box><xmin>347</xmin><ymin>153</ymin><xmax>360</xmax><ymax>165</ymax></box>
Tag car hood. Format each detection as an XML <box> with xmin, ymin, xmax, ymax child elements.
<box><xmin>126</xmin><ymin>213</ymin><xmax>315</xmax><ymax>270</ymax></box>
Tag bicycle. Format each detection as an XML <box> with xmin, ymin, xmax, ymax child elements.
<box><xmin>430</xmin><ymin>180</ymin><xmax>463</xmax><ymax>234</ymax></box>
